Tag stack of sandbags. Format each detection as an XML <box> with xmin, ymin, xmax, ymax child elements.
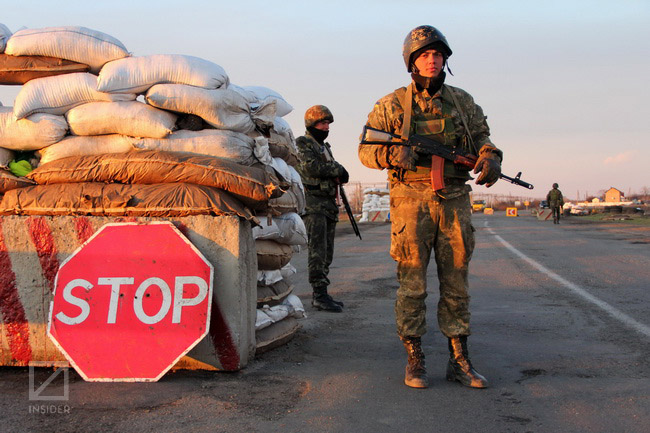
<box><xmin>359</xmin><ymin>187</ymin><xmax>390</xmax><ymax>222</ymax></box>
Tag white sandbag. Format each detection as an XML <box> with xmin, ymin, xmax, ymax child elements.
<box><xmin>0</xmin><ymin>147</ymin><xmax>13</xmax><ymax>168</ymax></box>
<box><xmin>97</xmin><ymin>54</ymin><xmax>229</xmax><ymax>94</ymax></box>
<box><xmin>255</xmin><ymin>309</ymin><xmax>273</xmax><ymax>331</ymax></box>
<box><xmin>261</xmin><ymin>304</ymin><xmax>291</xmax><ymax>323</ymax></box>
<box><xmin>288</xmin><ymin>165</ymin><xmax>306</xmax><ymax>213</ymax></box>
<box><xmin>243</xmin><ymin>86</ymin><xmax>293</xmax><ymax>117</ymax></box>
<box><xmin>133</xmin><ymin>129</ymin><xmax>257</xmax><ymax>165</ymax></box>
<box><xmin>257</xmin><ymin>269</ymin><xmax>283</xmax><ymax>286</ymax></box>
<box><xmin>252</xmin><ymin>135</ymin><xmax>272</xmax><ymax>165</ymax></box>
<box><xmin>14</xmin><ymin>73</ymin><xmax>136</xmax><ymax>119</ymax></box>
<box><xmin>0</xmin><ymin>107</ymin><xmax>68</xmax><ymax>150</ymax></box>
<box><xmin>279</xmin><ymin>263</ymin><xmax>297</xmax><ymax>281</ymax></box>
<box><xmin>270</xmin><ymin>160</ymin><xmax>306</xmax><ymax>214</ymax></box>
<box><xmin>37</xmin><ymin>134</ymin><xmax>135</xmax><ymax>165</ymax></box>
<box><xmin>146</xmin><ymin>84</ymin><xmax>276</xmax><ymax>133</ymax></box>
<box><xmin>0</xmin><ymin>23</ymin><xmax>11</xmax><ymax>53</ymax></box>
<box><xmin>282</xmin><ymin>294</ymin><xmax>306</xmax><ymax>319</ymax></box>
<box><xmin>273</xmin><ymin>117</ymin><xmax>292</xmax><ymax>135</ymax></box>
<box><xmin>5</xmin><ymin>26</ymin><xmax>128</xmax><ymax>73</ymax></box>
<box><xmin>66</xmin><ymin>101</ymin><xmax>176</xmax><ymax>138</ymax></box>
<box><xmin>252</xmin><ymin>212</ymin><xmax>307</xmax><ymax>246</ymax></box>
<box><xmin>229</xmin><ymin>84</ymin><xmax>258</xmax><ymax>104</ymax></box>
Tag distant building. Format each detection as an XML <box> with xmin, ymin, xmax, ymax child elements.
<box><xmin>605</xmin><ymin>187</ymin><xmax>624</xmax><ymax>203</ymax></box>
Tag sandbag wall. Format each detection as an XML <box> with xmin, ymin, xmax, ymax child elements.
<box><xmin>359</xmin><ymin>187</ymin><xmax>390</xmax><ymax>222</ymax></box>
<box><xmin>0</xmin><ymin>23</ymin><xmax>307</xmax><ymax>360</ymax></box>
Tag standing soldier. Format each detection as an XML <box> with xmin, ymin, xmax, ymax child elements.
<box><xmin>359</xmin><ymin>25</ymin><xmax>502</xmax><ymax>388</ymax></box>
<box><xmin>296</xmin><ymin>105</ymin><xmax>349</xmax><ymax>313</ymax></box>
<box><xmin>546</xmin><ymin>183</ymin><xmax>564</xmax><ymax>224</ymax></box>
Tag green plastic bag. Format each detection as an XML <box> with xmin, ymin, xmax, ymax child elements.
<box><xmin>9</xmin><ymin>160</ymin><xmax>33</xmax><ymax>177</ymax></box>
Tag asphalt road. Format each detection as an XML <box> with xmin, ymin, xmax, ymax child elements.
<box><xmin>1</xmin><ymin>212</ymin><xmax>649</xmax><ymax>433</ymax></box>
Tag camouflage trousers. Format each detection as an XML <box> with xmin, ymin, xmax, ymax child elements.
<box><xmin>302</xmin><ymin>213</ymin><xmax>337</xmax><ymax>290</ymax></box>
<box><xmin>389</xmin><ymin>193</ymin><xmax>475</xmax><ymax>338</ymax></box>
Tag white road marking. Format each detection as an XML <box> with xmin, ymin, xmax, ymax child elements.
<box><xmin>485</xmin><ymin>222</ymin><xmax>650</xmax><ymax>338</ymax></box>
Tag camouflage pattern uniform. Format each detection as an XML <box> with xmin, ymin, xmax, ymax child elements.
<box><xmin>295</xmin><ymin>131</ymin><xmax>347</xmax><ymax>291</ymax></box>
<box><xmin>359</xmin><ymin>83</ymin><xmax>497</xmax><ymax>338</ymax></box>
<box><xmin>546</xmin><ymin>185</ymin><xmax>564</xmax><ymax>224</ymax></box>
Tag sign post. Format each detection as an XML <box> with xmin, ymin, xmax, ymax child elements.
<box><xmin>48</xmin><ymin>222</ymin><xmax>213</xmax><ymax>382</ymax></box>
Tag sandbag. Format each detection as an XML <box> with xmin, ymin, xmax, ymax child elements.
<box><xmin>1</xmin><ymin>169</ymin><xmax>36</xmax><ymax>193</ymax></box>
<box><xmin>267</xmin><ymin>189</ymin><xmax>300</xmax><ymax>214</ymax></box>
<box><xmin>14</xmin><ymin>72</ymin><xmax>136</xmax><ymax>119</ymax></box>
<box><xmin>257</xmin><ymin>279</ymin><xmax>293</xmax><ymax>306</ymax></box>
<box><xmin>0</xmin><ymin>146</ymin><xmax>12</xmax><ymax>167</ymax></box>
<box><xmin>0</xmin><ymin>23</ymin><xmax>10</xmax><ymax>53</ymax></box>
<box><xmin>256</xmin><ymin>239</ymin><xmax>293</xmax><ymax>270</ymax></box>
<box><xmin>243</xmin><ymin>86</ymin><xmax>293</xmax><ymax>117</ymax></box>
<box><xmin>5</xmin><ymin>26</ymin><xmax>129</xmax><ymax>73</ymax></box>
<box><xmin>0</xmin><ymin>182</ymin><xmax>257</xmax><ymax>222</ymax></box>
<box><xmin>0</xmin><ymin>107</ymin><xmax>68</xmax><ymax>150</ymax></box>
<box><xmin>268</xmin><ymin>131</ymin><xmax>299</xmax><ymax>166</ymax></box>
<box><xmin>66</xmin><ymin>101</ymin><xmax>176</xmax><ymax>138</ymax></box>
<box><xmin>97</xmin><ymin>54</ymin><xmax>229</xmax><ymax>94</ymax></box>
<box><xmin>255</xmin><ymin>316</ymin><xmax>300</xmax><ymax>354</ymax></box>
<box><xmin>28</xmin><ymin>150</ymin><xmax>283</xmax><ymax>209</ymax></box>
<box><xmin>252</xmin><ymin>212</ymin><xmax>307</xmax><ymax>246</ymax></box>
<box><xmin>269</xmin><ymin>158</ymin><xmax>306</xmax><ymax>214</ymax></box>
<box><xmin>257</xmin><ymin>269</ymin><xmax>283</xmax><ymax>286</ymax></box>
<box><xmin>37</xmin><ymin>134</ymin><xmax>136</xmax><ymax>165</ymax></box>
<box><xmin>0</xmin><ymin>53</ymin><xmax>90</xmax><ymax>85</ymax></box>
<box><xmin>146</xmin><ymin>84</ymin><xmax>276</xmax><ymax>133</ymax></box>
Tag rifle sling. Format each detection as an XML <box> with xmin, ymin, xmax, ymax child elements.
<box><xmin>444</xmin><ymin>84</ymin><xmax>478</xmax><ymax>154</ymax></box>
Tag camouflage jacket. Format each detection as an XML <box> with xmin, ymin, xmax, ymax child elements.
<box><xmin>359</xmin><ymin>83</ymin><xmax>498</xmax><ymax>199</ymax></box>
<box><xmin>546</xmin><ymin>188</ymin><xmax>564</xmax><ymax>207</ymax></box>
<box><xmin>295</xmin><ymin>131</ymin><xmax>345</xmax><ymax>218</ymax></box>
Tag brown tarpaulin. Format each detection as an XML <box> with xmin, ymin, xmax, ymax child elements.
<box><xmin>0</xmin><ymin>53</ymin><xmax>89</xmax><ymax>85</ymax></box>
<box><xmin>0</xmin><ymin>169</ymin><xmax>37</xmax><ymax>193</ymax></box>
<box><xmin>0</xmin><ymin>182</ymin><xmax>258</xmax><ymax>223</ymax></box>
<box><xmin>27</xmin><ymin>150</ymin><xmax>286</xmax><ymax>209</ymax></box>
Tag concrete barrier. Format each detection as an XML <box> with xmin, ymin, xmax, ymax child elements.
<box><xmin>537</xmin><ymin>209</ymin><xmax>553</xmax><ymax>221</ymax></box>
<box><xmin>0</xmin><ymin>215</ymin><xmax>256</xmax><ymax>371</ymax></box>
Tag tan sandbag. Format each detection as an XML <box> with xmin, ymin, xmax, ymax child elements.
<box><xmin>0</xmin><ymin>182</ymin><xmax>258</xmax><ymax>222</ymax></box>
<box><xmin>0</xmin><ymin>169</ymin><xmax>36</xmax><ymax>193</ymax></box>
<box><xmin>13</xmin><ymin>72</ymin><xmax>136</xmax><ymax>119</ymax></box>
<box><xmin>146</xmin><ymin>84</ymin><xmax>276</xmax><ymax>133</ymax></box>
<box><xmin>28</xmin><ymin>150</ymin><xmax>283</xmax><ymax>209</ymax></box>
<box><xmin>0</xmin><ymin>107</ymin><xmax>68</xmax><ymax>150</ymax></box>
<box><xmin>66</xmin><ymin>101</ymin><xmax>176</xmax><ymax>138</ymax></box>
<box><xmin>255</xmin><ymin>316</ymin><xmax>300</xmax><ymax>354</ymax></box>
<box><xmin>256</xmin><ymin>239</ymin><xmax>293</xmax><ymax>270</ymax></box>
<box><xmin>266</xmin><ymin>189</ymin><xmax>299</xmax><ymax>214</ymax></box>
<box><xmin>0</xmin><ymin>53</ymin><xmax>90</xmax><ymax>85</ymax></box>
<box><xmin>6</xmin><ymin>26</ymin><xmax>129</xmax><ymax>73</ymax></box>
<box><xmin>0</xmin><ymin>146</ymin><xmax>13</xmax><ymax>167</ymax></box>
<box><xmin>268</xmin><ymin>142</ymin><xmax>299</xmax><ymax>167</ymax></box>
<box><xmin>257</xmin><ymin>280</ymin><xmax>293</xmax><ymax>307</ymax></box>
<box><xmin>37</xmin><ymin>134</ymin><xmax>136</xmax><ymax>164</ymax></box>
<box><xmin>133</xmin><ymin>129</ymin><xmax>257</xmax><ymax>165</ymax></box>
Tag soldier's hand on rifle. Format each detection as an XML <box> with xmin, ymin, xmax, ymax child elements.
<box><xmin>388</xmin><ymin>144</ymin><xmax>417</xmax><ymax>171</ymax></box>
<box><xmin>334</xmin><ymin>163</ymin><xmax>349</xmax><ymax>184</ymax></box>
<box><xmin>473</xmin><ymin>145</ymin><xmax>502</xmax><ymax>187</ymax></box>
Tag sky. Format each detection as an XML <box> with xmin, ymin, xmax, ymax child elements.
<box><xmin>2</xmin><ymin>0</ymin><xmax>649</xmax><ymax>200</ymax></box>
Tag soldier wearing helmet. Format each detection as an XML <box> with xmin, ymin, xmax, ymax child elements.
<box><xmin>359</xmin><ymin>25</ymin><xmax>502</xmax><ymax>389</ymax></box>
<box><xmin>546</xmin><ymin>183</ymin><xmax>564</xmax><ymax>224</ymax></box>
<box><xmin>296</xmin><ymin>105</ymin><xmax>349</xmax><ymax>312</ymax></box>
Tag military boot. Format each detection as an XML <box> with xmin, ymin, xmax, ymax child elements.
<box><xmin>446</xmin><ymin>336</ymin><xmax>489</xmax><ymax>388</ymax></box>
<box><xmin>400</xmin><ymin>336</ymin><xmax>428</xmax><ymax>389</ymax></box>
<box><xmin>312</xmin><ymin>287</ymin><xmax>343</xmax><ymax>312</ymax></box>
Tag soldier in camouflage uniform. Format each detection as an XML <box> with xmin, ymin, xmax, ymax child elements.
<box><xmin>546</xmin><ymin>183</ymin><xmax>564</xmax><ymax>224</ymax></box>
<box><xmin>359</xmin><ymin>25</ymin><xmax>503</xmax><ymax>388</ymax></box>
<box><xmin>296</xmin><ymin>105</ymin><xmax>349</xmax><ymax>313</ymax></box>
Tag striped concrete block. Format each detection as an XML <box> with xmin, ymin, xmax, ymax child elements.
<box><xmin>0</xmin><ymin>215</ymin><xmax>256</xmax><ymax>371</ymax></box>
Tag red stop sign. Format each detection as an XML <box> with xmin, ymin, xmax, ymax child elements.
<box><xmin>48</xmin><ymin>222</ymin><xmax>214</xmax><ymax>382</ymax></box>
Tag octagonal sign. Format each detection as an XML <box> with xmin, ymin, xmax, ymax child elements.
<box><xmin>47</xmin><ymin>222</ymin><xmax>214</xmax><ymax>382</ymax></box>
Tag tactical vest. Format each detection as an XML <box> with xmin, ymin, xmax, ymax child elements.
<box><xmin>389</xmin><ymin>84</ymin><xmax>473</xmax><ymax>183</ymax></box>
<box><xmin>299</xmin><ymin>138</ymin><xmax>338</xmax><ymax>197</ymax></box>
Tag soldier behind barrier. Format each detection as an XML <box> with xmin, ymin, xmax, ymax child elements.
<box><xmin>546</xmin><ymin>183</ymin><xmax>564</xmax><ymax>224</ymax></box>
<box><xmin>359</xmin><ymin>25</ymin><xmax>502</xmax><ymax>389</ymax></box>
<box><xmin>295</xmin><ymin>105</ymin><xmax>349</xmax><ymax>313</ymax></box>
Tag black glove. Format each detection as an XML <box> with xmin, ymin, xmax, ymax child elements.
<box><xmin>337</xmin><ymin>164</ymin><xmax>349</xmax><ymax>184</ymax></box>
<box><xmin>473</xmin><ymin>145</ymin><xmax>502</xmax><ymax>187</ymax></box>
<box><xmin>388</xmin><ymin>145</ymin><xmax>417</xmax><ymax>171</ymax></box>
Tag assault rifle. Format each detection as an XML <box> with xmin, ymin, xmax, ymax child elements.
<box><xmin>338</xmin><ymin>183</ymin><xmax>362</xmax><ymax>240</ymax></box>
<box><xmin>360</xmin><ymin>126</ymin><xmax>534</xmax><ymax>190</ymax></box>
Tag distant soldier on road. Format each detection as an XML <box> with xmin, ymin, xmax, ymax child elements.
<box><xmin>359</xmin><ymin>25</ymin><xmax>502</xmax><ymax>388</ymax></box>
<box><xmin>546</xmin><ymin>183</ymin><xmax>564</xmax><ymax>224</ymax></box>
<box><xmin>296</xmin><ymin>105</ymin><xmax>349</xmax><ymax>313</ymax></box>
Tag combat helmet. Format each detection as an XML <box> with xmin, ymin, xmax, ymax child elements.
<box><xmin>403</xmin><ymin>25</ymin><xmax>452</xmax><ymax>72</ymax></box>
<box><xmin>304</xmin><ymin>105</ymin><xmax>334</xmax><ymax>128</ymax></box>
<box><xmin>553</xmin><ymin>183</ymin><xmax>559</xmax><ymax>188</ymax></box>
